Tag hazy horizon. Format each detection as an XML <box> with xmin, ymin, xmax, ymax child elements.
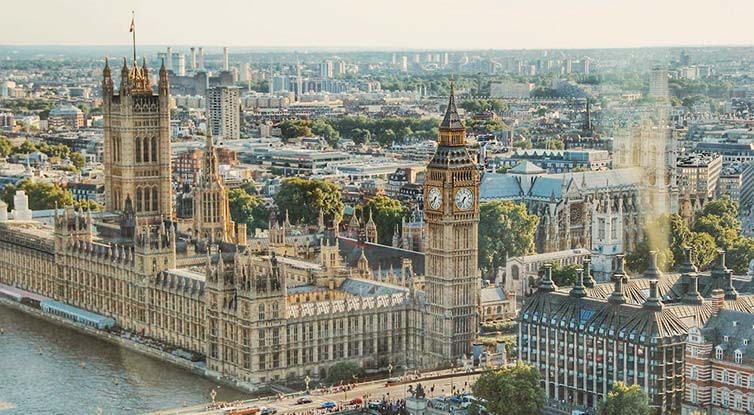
<box><xmin>3</xmin><ymin>0</ymin><xmax>754</xmax><ymax>50</ymax></box>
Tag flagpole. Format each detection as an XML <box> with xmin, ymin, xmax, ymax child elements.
<box><xmin>131</xmin><ymin>11</ymin><xmax>136</xmax><ymax>63</ymax></box>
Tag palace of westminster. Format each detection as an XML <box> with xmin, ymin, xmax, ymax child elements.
<box><xmin>0</xmin><ymin>58</ymin><xmax>482</xmax><ymax>386</ymax></box>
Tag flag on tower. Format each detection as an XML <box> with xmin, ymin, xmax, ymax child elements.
<box><xmin>129</xmin><ymin>15</ymin><xmax>135</xmax><ymax>33</ymax></box>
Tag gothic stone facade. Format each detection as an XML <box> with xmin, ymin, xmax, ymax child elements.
<box><xmin>0</xmin><ymin>70</ymin><xmax>477</xmax><ymax>387</ymax></box>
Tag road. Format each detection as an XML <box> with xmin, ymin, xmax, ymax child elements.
<box><xmin>142</xmin><ymin>370</ymin><xmax>481</xmax><ymax>415</ymax></box>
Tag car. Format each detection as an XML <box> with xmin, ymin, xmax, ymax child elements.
<box><xmin>296</xmin><ymin>397</ymin><xmax>312</xmax><ymax>405</ymax></box>
<box><xmin>320</xmin><ymin>401</ymin><xmax>337</xmax><ymax>409</ymax></box>
<box><xmin>367</xmin><ymin>401</ymin><xmax>382</xmax><ymax>410</ymax></box>
<box><xmin>260</xmin><ymin>407</ymin><xmax>277</xmax><ymax>415</ymax></box>
<box><xmin>385</xmin><ymin>377</ymin><xmax>401</xmax><ymax>386</ymax></box>
<box><xmin>349</xmin><ymin>398</ymin><xmax>363</xmax><ymax>405</ymax></box>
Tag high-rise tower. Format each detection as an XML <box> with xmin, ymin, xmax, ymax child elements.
<box><xmin>423</xmin><ymin>80</ymin><xmax>480</xmax><ymax>365</ymax></box>
<box><xmin>193</xmin><ymin>124</ymin><xmax>234</xmax><ymax>242</ymax></box>
<box><xmin>102</xmin><ymin>58</ymin><xmax>172</xmax><ymax>223</ymax></box>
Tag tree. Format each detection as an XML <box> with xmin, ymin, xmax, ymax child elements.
<box><xmin>350</xmin><ymin>128</ymin><xmax>371</xmax><ymax>145</ymax></box>
<box><xmin>552</xmin><ymin>263</ymin><xmax>581</xmax><ymax>286</ymax></box>
<box><xmin>626</xmin><ymin>240</ymin><xmax>673</xmax><ymax>273</ymax></box>
<box><xmin>727</xmin><ymin>236</ymin><xmax>754</xmax><ymax>275</ymax></box>
<box><xmin>326</xmin><ymin>361</ymin><xmax>362</xmax><ymax>384</ymax></box>
<box><xmin>465</xmin><ymin>119</ymin><xmax>508</xmax><ymax>135</ymax></box>
<box><xmin>228</xmin><ymin>188</ymin><xmax>268</xmax><ymax>232</ymax></box>
<box><xmin>69</xmin><ymin>152</ymin><xmax>86</xmax><ymax>170</ymax></box>
<box><xmin>472</xmin><ymin>362</ymin><xmax>544</xmax><ymax>415</ymax></box>
<box><xmin>15</xmin><ymin>140</ymin><xmax>38</xmax><ymax>154</ymax></box>
<box><xmin>274</xmin><ymin>177</ymin><xmax>344</xmax><ymax>225</ymax></box>
<box><xmin>0</xmin><ymin>137</ymin><xmax>12</xmax><ymax>157</ymax></box>
<box><xmin>279</xmin><ymin>119</ymin><xmax>312</xmax><ymax>139</ymax></box>
<box><xmin>1</xmin><ymin>180</ymin><xmax>75</xmax><ymax>210</ymax></box>
<box><xmin>692</xmin><ymin>195</ymin><xmax>741</xmax><ymax>250</ymax></box>
<box><xmin>311</xmin><ymin>118</ymin><xmax>339</xmax><ymax>146</ymax></box>
<box><xmin>597</xmin><ymin>382</ymin><xmax>651</xmax><ymax>415</ymax></box>
<box><xmin>479</xmin><ymin>200</ymin><xmax>539</xmax><ymax>278</ymax></box>
<box><xmin>687</xmin><ymin>232</ymin><xmax>718</xmax><ymax>270</ymax></box>
<box><xmin>73</xmin><ymin>199</ymin><xmax>104</xmax><ymax>211</ymax></box>
<box><xmin>360</xmin><ymin>195</ymin><xmax>405</xmax><ymax>245</ymax></box>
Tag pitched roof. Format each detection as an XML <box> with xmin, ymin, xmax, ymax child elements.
<box><xmin>439</xmin><ymin>81</ymin><xmax>464</xmax><ymax>130</ymax></box>
<box><xmin>509</xmin><ymin>161</ymin><xmax>545</xmax><ymax>175</ymax></box>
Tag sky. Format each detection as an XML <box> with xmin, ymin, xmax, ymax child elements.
<box><xmin>2</xmin><ymin>0</ymin><xmax>754</xmax><ymax>50</ymax></box>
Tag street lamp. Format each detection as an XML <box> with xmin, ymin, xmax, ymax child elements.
<box><xmin>210</xmin><ymin>389</ymin><xmax>217</xmax><ymax>404</ymax></box>
<box><xmin>305</xmin><ymin>375</ymin><xmax>312</xmax><ymax>393</ymax></box>
<box><xmin>388</xmin><ymin>363</ymin><xmax>394</xmax><ymax>378</ymax></box>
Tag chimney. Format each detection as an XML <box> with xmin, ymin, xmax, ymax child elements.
<box><xmin>711</xmin><ymin>249</ymin><xmax>730</xmax><ymax>280</ymax></box>
<box><xmin>643</xmin><ymin>280</ymin><xmax>663</xmax><ymax>311</ymax></box>
<box><xmin>683</xmin><ymin>274</ymin><xmax>704</xmax><ymax>305</ymax></box>
<box><xmin>198</xmin><ymin>47</ymin><xmax>205</xmax><ymax>70</ymax></box>
<box><xmin>678</xmin><ymin>246</ymin><xmax>698</xmax><ymax>274</ymax></box>
<box><xmin>177</xmin><ymin>54</ymin><xmax>186</xmax><ymax>76</ymax></box>
<box><xmin>725</xmin><ymin>269</ymin><xmax>739</xmax><ymax>300</ymax></box>
<box><xmin>711</xmin><ymin>288</ymin><xmax>725</xmax><ymax>315</ymax></box>
<box><xmin>223</xmin><ymin>47</ymin><xmax>229</xmax><ymax>71</ymax></box>
<box><xmin>583</xmin><ymin>258</ymin><xmax>596</xmax><ymax>288</ymax></box>
<box><xmin>611</xmin><ymin>254</ymin><xmax>628</xmax><ymax>282</ymax></box>
<box><xmin>643</xmin><ymin>250</ymin><xmax>663</xmax><ymax>280</ymax></box>
<box><xmin>190</xmin><ymin>47</ymin><xmax>197</xmax><ymax>71</ymax></box>
<box><xmin>570</xmin><ymin>268</ymin><xmax>587</xmax><ymax>298</ymax></box>
<box><xmin>538</xmin><ymin>263</ymin><xmax>557</xmax><ymax>293</ymax></box>
<box><xmin>608</xmin><ymin>272</ymin><xmax>626</xmax><ymax>305</ymax></box>
<box><xmin>166</xmin><ymin>47</ymin><xmax>172</xmax><ymax>71</ymax></box>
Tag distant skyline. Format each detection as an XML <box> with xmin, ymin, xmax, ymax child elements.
<box><xmin>3</xmin><ymin>0</ymin><xmax>754</xmax><ymax>50</ymax></box>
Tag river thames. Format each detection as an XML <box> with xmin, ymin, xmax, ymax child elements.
<box><xmin>0</xmin><ymin>304</ymin><xmax>253</xmax><ymax>415</ymax></box>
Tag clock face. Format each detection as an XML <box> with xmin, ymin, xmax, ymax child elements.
<box><xmin>455</xmin><ymin>188</ymin><xmax>474</xmax><ymax>210</ymax></box>
<box><xmin>428</xmin><ymin>187</ymin><xmax>442</xmax><ymax>210</ymax></box>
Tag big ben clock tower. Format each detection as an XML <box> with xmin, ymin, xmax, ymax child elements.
<box><xmin>424</xmin><ymin>80</ymin><xmax>480</xmax><ymax>366</ymax></box>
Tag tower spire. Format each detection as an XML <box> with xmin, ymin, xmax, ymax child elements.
<box><xmin>440</xmin><ymin>76</ymin><xmax>463</xmax><ymax>131</ymax></box>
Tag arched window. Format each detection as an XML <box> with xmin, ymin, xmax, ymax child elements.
<box><xmin>135</xmin><ymin>137</ymin><xmax>142</xmax><ymax>162</ymax></box>
<box><xmin>258</xmin><ymin>303</ymin><xmax>265</xmax><ymax>320</ymax></box>
<box><xmin>152</xmin><ymin>187</ymin><xmax>158</xmax><ymax>212</ymax></box>
<box><xmin>143</xmin><ymin>188</ymin><xmax>151</xmax><ymax>212</ymax></box>
<box><xmin>736</xmin><ymin>349</ymin><xmax>743</xmax><ymax>364</ymax></box>
<box><xmin>716</xmin><ymin>346</ymin><xmax>724</xmax><ymax>360</ymax></box>
<box><xmin>272</xmin><ymin>303</ymin><xmax>279</xmax><ymax>319</ymax></box>
<box><xmin>511</xmin><ymin>265</ymin><xmax>520</xmax><ymax>280</ymax></box>
<box><xmin>151</xmin><ymin>137</ymin><xmax>158</xmax><ymax>163</ymax></box>
<box><xmin>142</xmin><ymin>137</ymin><xmax>150</xmax><ymax>163</ymax></box>
<box><xmin>136</xmin><ymin>188</ymin><xmax>142</xmax><ymax>212</ymax></box>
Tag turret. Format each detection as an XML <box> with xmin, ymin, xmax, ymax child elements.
<box><xmin>365</xmin><ymin>209</ymin><xmax>378</xmax><ymax>244</ymax></box>
<box><xmin>119</xmin><ymin>57</ymin><xmax>130</xmax><ymax>94</ymax></box>
<box><xmin>102</xmin><ymin>58</ymin><xmax>114</xmax><ymax>98</ymax></box>
<box><xmin>159</xmin><ymin>57</ymin><xmax>169</xmax><ymax>95</ymax></box>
